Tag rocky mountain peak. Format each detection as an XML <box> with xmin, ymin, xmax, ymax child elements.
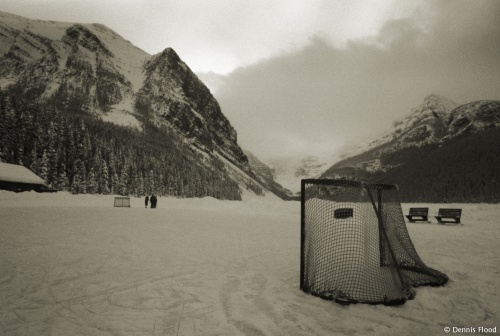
<box><xmin>421</xmin><ymin>94</ymin><xmax>457</xmax><ymax>115</ymax></box>
<box><xmin>320</xmin><ymin>95</ymin><xmax>500</xmax><ymax>202</ymax></box>
<box><xmin>63</xmin><ymin>24</ymin><xmax>114</xmax><ymax>57</ymax></box>
<box><xmin>404</xmin><ymin>94</ymin><xmax>457</xmax><ymax>125</ymax></box>
<box><xmin>386</xmin><ymin>94</ymin><xmax>458</xmax><ymax>148</ymax></box>
<box><xmin>447</xmin><ymin>100</ymin><xmax>500</xmax><ymax>136</ymax></box>
<box><xmin>161</xmin><ymin>47</ymin><xmax>181</xmax><ymax>62</ymax></box>
<box><xmin>138</xmin><ymin>48</ymin><xmax>248</xmax><ymax>168</ymax></box>
<box><xmin>0</xmin><ymin>11</ymin><xmax>286</xmax><ymax>199</ymax></box>
<box><xmin>146</xmin><ymin>48</ymin><xmax>185</xmax><ymax>74</ymax></box>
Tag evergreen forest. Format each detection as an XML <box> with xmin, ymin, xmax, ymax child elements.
<box><xmin>377</xmin><ymin>128</ymin><xmax>500</xmax><ymax>203</ymax></box>
<box><xmin>322</xmin><ymin>129</ymin><xmax>500</xmax><ymax>203</ymax></box>
<box><xmin>0</xmin><ymin>89</ymin><xmax>242</xmax><ymax>200</ymax></box>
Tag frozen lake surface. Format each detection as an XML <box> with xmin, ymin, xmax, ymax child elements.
<box><xmin>0</xmin><ymin>191</ymin><xmax>498</xmax><ymax>335</ymax></box>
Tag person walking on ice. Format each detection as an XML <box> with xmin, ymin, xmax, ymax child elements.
<box><xmin>145</xmin><ymin>195</ymin><xmax>149</xmax><ymax>208</ymax></box>
<box><xmin>150</xmin><ymin>195</ymin><xmax>157</xmax><ymax>209</ymax></box>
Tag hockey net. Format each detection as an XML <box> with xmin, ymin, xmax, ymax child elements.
<box><xmin>300</xmin><ymin>179</ymin><xmax>448</xmax><ymax>305</ymax></box>
<box><xmin>114</xmin><ymin>197</ymin><xmax>131</xmax><ymax>207</ymax></box>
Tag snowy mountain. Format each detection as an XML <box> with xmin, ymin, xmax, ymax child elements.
<box><xmin>244</xmin><ymin>150</ymin><xmax>275</xmax><ymax>181</ymax></box>
<box><xmin>321</xmin><ymin>94</ymin><xmax>500</xmax><ymax>202</ymax></box>
<box><xmin>0</xmin><ymin>12</ymin><xmax>148</xmax><ymax>110</ymax></box>
<box><xmin>243</xmin><ymin>150</ymin><xmax>295</xmax><ymax>200</ymax></box>
<box><xmin>269</xmin><ymin>155</ymin><xmax>339</xmax><ymax>195</ymax></box>
<box><xmin>136</xmin><ymin>48</ymin><xmax>248</xmax><ymax>167</ymax></box>
<box><xmin>446</xmin><ymin>100</ymin><xmax>500</xmax><ymax>137</ymax></box>
<box><xmin>0</xmin><ymin>10</ymin><xmax>285</xmax><ymax>199</ymax></box>
<box><xmin>294</xmin><ymin>156</ymin><xmax>330</xmax><ymax>180</ymax></box>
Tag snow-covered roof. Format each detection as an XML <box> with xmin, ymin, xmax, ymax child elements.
<box><xmin>0</xmin><ymin>162</ymin><xmax>45</xmax><ymax>185</ymax></box>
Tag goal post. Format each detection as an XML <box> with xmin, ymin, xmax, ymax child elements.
<box><xmin>114</xmin><ymin>196</ymin><xmax>131</xmax><ymax>207</ymax></box>
<box><xmin>300</xmin><ymin>179</ymin><xmax>448</xmax><ymax>305</ymax></box>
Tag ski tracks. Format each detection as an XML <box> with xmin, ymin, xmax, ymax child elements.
<box><xmin>219</xmin><ymin>251</ymin><xmax>319</xmax><ymax>336</ymax></box>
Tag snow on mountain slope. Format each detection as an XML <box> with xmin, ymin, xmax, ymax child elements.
<box><xmin>320</xmin><ymin>95</ymin><xmax>500</xmax><ymax>202</ymax></box>
<box><xmin>244</xmin><ymin>150</ymin><xmax>275</xmax><ymax>181</ymax></box>
<box><xmin>1</xmin><ymin>11</ymin><xmax>251</xmax><ymax>171</ymax></box>
<box><xmin>271</xmin><ymin>155</ymin><xmax>339</xmax><ymax>194</ymax></box>
<box><xmin>242</xmin><ymin>150</ymin><xmax>295</xmax><ymax>199</ymax></box>
<box><xmin>85</xmin><ymin>23</ymin><xmax>149</xmax><ymax>92</ymax></box>
<box><xmin>0</xmin><ymin>10</ymin><xmax>288</xmax><ymax>199</ymax></box>
<box><xmin>352</xmin><ymin>94</ymin><xmax>458</xmax><ymax>155</ymax></box>
<box><xmin>446</xmin><ymin>100</ymin><xmax>500</xmax><ymax>137</ymax></box>
<box><xmin>136</xmin><ymin>48</ymin><xmax>248</xmax><ymax>168</ymax></box>
<box><xmin>0</xmin><ymin>11</ymin><xmax>149</xmax><ymax>92</ymax></box>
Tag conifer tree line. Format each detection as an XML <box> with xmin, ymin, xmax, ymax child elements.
<box><xmin>245</xmin><ymin>179</ymin><xmax>264</xmax><ymax>196</ymax></box>
<box><xmin>0</xmin><ymin>90</ymin><xmax>242</xmax><ymax>200</ymax></box>
<box><xmin>380</xmin><ymin>128</ymin><xmax>500</xmax><ymax>203</ymax></box>
<box><xmin>321</xmin><ymin>129</ymin><xmax>500</xmax><ymax>203</ymax></box>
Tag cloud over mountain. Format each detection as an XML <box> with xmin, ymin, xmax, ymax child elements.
<box><xmin>210</xmin><ymin>0</ymin><xmax>500</xmax><ymax>163</ymax></box>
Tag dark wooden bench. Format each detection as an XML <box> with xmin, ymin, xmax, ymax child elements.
<box><xmin>405</xmin><ymin>207</ymin><xmax>429</xmax><ymax>222</ymax></box>
<box><xmin>435</xmin><ymin>208</ymin><xmax>462</xmax><ymax>224</ymax></box>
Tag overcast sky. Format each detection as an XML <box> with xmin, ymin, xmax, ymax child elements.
<box><xmin>2</xmin><ymin>0</ymin><xmax>500</xmax><ymax>163</ymax></box>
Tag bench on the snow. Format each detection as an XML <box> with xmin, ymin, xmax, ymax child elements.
<box><xmin>435</xmin><ymin>208</ymin><xmax>462</xmax><ymax>224</ymax></box>
<box><xmin>405</xmin><ymin>207</ymin><xmax>429</xmax><ymax>223</ymax></box>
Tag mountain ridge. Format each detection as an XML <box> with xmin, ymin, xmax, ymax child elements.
<box><xmin>0</xmin><ymin>10</ymin><xmax>286</xmax><ymax>199</ymax></box>
<box><xmin>320</xmin><ymin>94</ymin><xmax>500</xmax><ymax>202</ymax></box>
<box><xmin>243</xmin><ymin>149</ymin><xmax>295</xmax><ymax>200</ymax></box>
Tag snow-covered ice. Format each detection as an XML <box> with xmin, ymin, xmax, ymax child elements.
<box><xmin>0</xmin><ymin>191</ymin><xmax>498</xmax><ymax>335</ymax></box>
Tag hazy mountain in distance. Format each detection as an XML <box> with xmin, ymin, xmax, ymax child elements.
<box><xmin>321</xmin><ymin>94</ymin><xmax>500</xmax><ymax>202</ymax></box>
<box><xmin>268</xmin><ymin>155</ymin><xmax>340</xmax><ymax>195</ymax></box>
<box><xmin>243</xmin><ymin>150</ymin><xmax>295</xmax><ymax>200</ymax></box>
